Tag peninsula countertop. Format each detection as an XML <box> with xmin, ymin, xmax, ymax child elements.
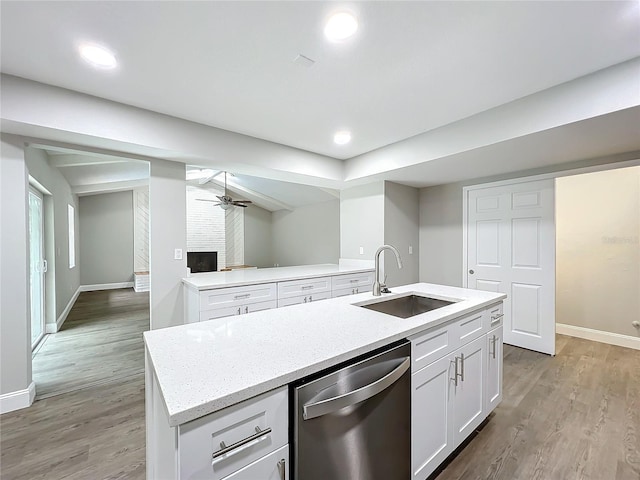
<box><xmin>144</xmin><ymin>283</ymin><xmax>505</xmax><ymax>427</ymax></box>
<box><xmin>181</xmin><ymin>263</ymin><xmax>374</xmax><ymax>290</ymax></box>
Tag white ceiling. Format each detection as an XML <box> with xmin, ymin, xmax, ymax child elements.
<box><xmin>2</xmin><ymin>1</ymin><xmax>639</xmax><ymax>160</ymax></box>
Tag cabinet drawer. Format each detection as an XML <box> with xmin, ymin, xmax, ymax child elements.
<box><xmin>200</xmin><ymin>300</ymin><xmax>277</xmax><ymax>322</ymax></box>
<box><xmin>277</xmin><ymin>291</ymin><xmax>331</xmax><ymax>308</ymax></box>
<box><xmin>178</xmin><ymin>386</ymin><xmax>288</xmax><ymax>480</ymax></box>
<box><xmin>485</xmin><ymin>302</ymin><xmax>504</xmax><ymax>330</ymax></box>
<box><xmin>454</xmin><ymin>309</ymin><xmax>486</xmax><ymax>345</ymax></box>
<box><xmin>331</xmin><ymin>285</ymin><xmax>368</xmax><ymax>298</ymax></box>
<box><xmin>331</xmin><ymin>272</ymin><xmax>375</xmax><ymax>290</ymax></box>
<box><xmin>200</xmin><ymin>283</ymin><xmax>277</xmax><ymax>310</ymax></box>
<box><xmin>277</xmin><ymin>277</ymin><xmax>331</xmax><ymax>299</ymax></box>
<box><xmin>222</xmin><ymin>445</ymin><xmax>288</xmax><ymax>480</ymax></box>
<box><xmin>409</xmin><ymin>322</ymin><xmax>456</xmax><ymax>373</ymax></box>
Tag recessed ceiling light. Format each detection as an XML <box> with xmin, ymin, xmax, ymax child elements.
<box><xmin>324</xmin><ymin>12</ymin><xmax>358</xmax><ymax>41</ymax></box>
<box><xmin>334</xmin><ymin>130</ymin><xmax>352</xmax><ymax>145</ymax></box>
<box><xmin>78</xmin><ymin>43</ymin><xmax>117</xmax><ymax>69</ymax></box>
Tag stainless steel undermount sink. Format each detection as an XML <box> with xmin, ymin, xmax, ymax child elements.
<box><xmin>357</xmin><ymin>294</ymin><xmax>458</xmax><ymax>319</ymax></box>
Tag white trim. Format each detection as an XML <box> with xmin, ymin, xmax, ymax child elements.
<box><xmin>557</xmin><ymin>323</ymin><xmax>640</xmax><ymax>351</ymax></box>
<box><xmin>461</xmin><ymin>187</ymin><xmax>469</xmax><ymax>288</ymax></box>
<box><xmin>80</xmin><ymin>282</ymin><xmax>134</xmax><ymax>292</ymax></box>
<box><xmin>49</xmin><ymin>286</ymin><xmax>81</xmax><ymax>333</ymax></box>
<box><xmin>0</xmin><ymin>381</ymin><xmax>36</xmax><ymax>414</ymax></box>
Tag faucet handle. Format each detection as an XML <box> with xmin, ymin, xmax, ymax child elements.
<box><xmin>383</xmin><ymin>274</ymin><xmax>387</xmax><ymax>285</ymax></box>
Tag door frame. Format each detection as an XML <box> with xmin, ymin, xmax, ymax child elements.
<box><xmin>28</xmin><ymin>185</ymin><xmax>46</xmax><ymax>350</ymax></box>
<box><xmin>462</xmin><ymin>158</ymin><xmax>640</xmax><ymax>353</ymax></box>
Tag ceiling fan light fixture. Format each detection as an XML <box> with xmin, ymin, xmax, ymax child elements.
<box><xmin>219</xmin><ymin>202</ymin><xmax>231</xmax><ymax>210</ymax></box>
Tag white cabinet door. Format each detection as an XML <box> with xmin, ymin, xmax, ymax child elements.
<box><xmin>485</xmin><ymin>325</ymin><xmax>503</xmax><ymax>412</ymax></box>
<box><xmin>450</xmin><ymin>335</ymin><xmax>486</xmax><ymax>446</ymax></box>
<box><xmin>411</xmin><ymin>355</ymin><xmax>454</xmax><ymax>480</ymax></box>
<box><xmin>466</xmin><ymin>179</ymin><xmax>555</xmax><ymax>355</ymax></box>
<box><xmin>222</xmin><ymin>445</ymin><xmax>288</xmax><ymax>480</ymax></box>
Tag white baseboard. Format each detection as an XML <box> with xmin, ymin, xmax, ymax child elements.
<box><xmin>556</xmin><ymin>323</ymin><xmax>640</xmax><ymax>351</ymax></box>
<box><xmin>80</xmin><ymin>282</ymin><xmax>134</xmax><ymax>292</ymax></box>
<box><xmin>0</xmin><ymin>381</ymin><xmax>36</xmax><ymax>414</ymax></box>
<box><xmin>51</xmin><ymin>286</ymin><xmax>81</xmax><ymax>333</ymax></box>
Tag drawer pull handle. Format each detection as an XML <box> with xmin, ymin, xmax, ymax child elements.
<box><xmin>212</xmin><ymin>426</ymin><xmax>272</xmax><ymax>459</ymax></box>
<box><xmin>301</xmin><ymin>285</ymin><xmax>314</xmax><ymax>290</ymax></box>
<box><xmin>491</xmin><ymin>335</ymin><xmax>498</xmax><ymax>359</ymax></box>
<box><xmin>491</xmin><ymin>313</ymin><xmax>504</xmax><ymax>321</ymax></box>
<box><xmin>234</xmin><ymin>294</ymin><xmax>251</xmax><ymax>300</ymax></box>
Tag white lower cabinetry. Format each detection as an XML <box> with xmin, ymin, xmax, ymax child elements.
<box><xmin>147</xmin><ymin>385</ymin><xmax>289</xmax><ymax>480</ymax></box>
<box><xmin>411</xmin><ymin>355</ymin><xmax>453</xmax><ymax>480</ymax></box>
<box><xmin>410</xmin><ymin>302</ymin><xmax>502</xmax><ymax>480</ymax></box>
<box><xmin>185</xmin><ymin>269</ymin><xmax>375</xmax><ymax>323</ymax></box>
<box><xmin>222</xmin><ymin>445</ymin><xmax>288</xmax><ymax>480</ymax></box>
<box><xmin>451</xmin><ymin>335</ymin><xmax>486</xmax><ymax>446</ymax></box>
<box><xmin>485</xmin><ymin>325</ymin><xmax>503</xmax><ymax>412</ymax></box>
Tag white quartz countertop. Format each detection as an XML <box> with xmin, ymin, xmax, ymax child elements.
<box><xmin>182</xmin><ymin>263</ymin><xmax>374</xmax><ymax>290</ymax></box>
<box><xmin>144</xmin><ymin>283</ymin><xmax>505</xmax><ymax>427</ymax></box>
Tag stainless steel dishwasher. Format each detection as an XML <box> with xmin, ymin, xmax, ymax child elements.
<box><xmin>292</xmin><ymin>340</ymin><xmax>411</xmax><ymax>480</ymax></box>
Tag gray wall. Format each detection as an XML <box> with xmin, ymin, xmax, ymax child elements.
<box><xmin>556</xmin><ymin>167</ymin><xmax>640</xmax><ymax>337</ymax></box>
<box><xmin>418</xmin><ymin>151</ymin><xmax>640</xmax><ymax>287</ymax></box>
<box><xmin>0</xmin><ymin>134</ymin><xmax>32</xmax><ymax>398</ymax></box>
<box><xmin>79</xmin><ymin>191</ymin><xmax>134</xmax><ymax>286</ymax></box>
<box><xmin>244</xmin><ymin>204</ymin><xmax>273</xmax><ymax>268</ymax></box>
<box><xmin>272</xmin><ymin>200</ymin><xmax>340</xmax><ymax>266</ymax></box>
<box><xmin>149</xmin><ymin>160</ymin><xmax>187</xmax><ymax>330</ymax></box>
<box><xmin>384</xmin><ymin>182</ymin><xmax>419</xmax><ymax>287</ymax></box>
<box><xmin>24</xmin><ymin>146</ymin><xmax>80</xmax><ymax>323</ymax></box>
<box><xmin>340</xmin><ymin>182</ymin><xmax>385</xmax><ymax>260</ymax></box>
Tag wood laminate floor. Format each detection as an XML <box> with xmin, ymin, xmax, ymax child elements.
<box><xmin>2</xmin><ymin>317</ymin><xmax>639</xmax><ymax>479</ymax></box>
<box><xmin>434</xmin><ymin>335</ymin><xmax>640</xmax><ymax>480</ymax></box>
<box><xmin>32</xmin><ymin>289</ymin><xmax>149</xmax><ymax>399</ymax></box>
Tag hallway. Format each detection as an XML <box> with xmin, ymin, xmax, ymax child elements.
<box><xmin>32</xmin><ymin>288</ymin><xmax>149</xmax><ymax>399</ymax></box>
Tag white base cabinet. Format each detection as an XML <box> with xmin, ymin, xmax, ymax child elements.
<box><xmin>485</xmin><ymin>325</ymin><xmax>503</xmax><ymax>412</ymax></box>
<box><xmin>410</xmin><ymin>302</ymin><xmax>503</xmax><ymax>480</ymax></box>
<box><xmin>184</xmin><ymin>270</ymin><xmax>374</xmax><ymax>323</ymax></box>
<box><xmin>146</xmin><ymin>374</ymin><xmax>289</xmax><ymax>480</ymax></box>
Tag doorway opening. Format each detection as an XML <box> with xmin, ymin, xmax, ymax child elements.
<box><xmin>464</xmin><ymin>160</ymin><xmax>640</xmax><ymax>355</ymax></box>
<box><xmin>26</xmin><ymin>145</ymin><xmax>151</xmax><ymax>399</ymax></box>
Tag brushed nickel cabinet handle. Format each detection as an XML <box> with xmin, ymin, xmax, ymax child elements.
<box><xmin>212</xmin><ymin>426</ymin><xmax>272</xmax><ymax>459</ymax></box>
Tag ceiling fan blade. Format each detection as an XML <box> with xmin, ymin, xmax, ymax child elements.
<box><xmin>196</xmin><ymin>198</ymin><xmax>217</xmax><ymax>202</ymax></box>
<box><xmin>216</xmin><ymin>195</ymin><xmax>225</xmax><ymax>201</ymax></box>
<box><xmin>233</xmin><ymin>200</ymin><xmax>252</xmax><ymax>204</ymax></box>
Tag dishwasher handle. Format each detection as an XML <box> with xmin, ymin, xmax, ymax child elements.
<box><xmin>303</xmin><ymin>356</ymin><xmax>410</xmax><ymax>420</ymax></box>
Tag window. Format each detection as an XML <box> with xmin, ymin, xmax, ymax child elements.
<box><xmin>68</xmin><ymin>204</ymin><xmax>75</xmax><ymax>268</ymax></box>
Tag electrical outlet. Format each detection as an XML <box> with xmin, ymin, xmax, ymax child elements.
<box><xmin>409</xmin><ymin>245</ymin><xmax>413</xmax><ymax>255</ymax></box>
<box><xmin>359</xmin><ymin>246</ymin><xmax>364</xmax><ymax>255</ymax></box>
<box><xmin>174</xmin><ymin>248</ymin><xmax>183</xmax><ymax>260</ymax></box>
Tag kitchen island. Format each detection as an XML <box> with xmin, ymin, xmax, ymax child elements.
<box><xmin>145</xmin><ymin>282</ymin><xmax>506</xmax><ymax>479</ymax></box>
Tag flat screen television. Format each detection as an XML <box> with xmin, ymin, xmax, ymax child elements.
<box><xmin>187</xmin><ymin>251</ymin><xmax>218</xmax><ymax>273</ymax></box>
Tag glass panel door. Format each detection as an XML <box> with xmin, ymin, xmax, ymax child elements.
<box><xmin>29</xmin><ymin>187</ymin><xmax>45</xmax><ymax>349</ymax></box>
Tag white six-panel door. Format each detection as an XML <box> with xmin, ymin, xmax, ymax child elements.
<box><xmin>466</xmin><ymin>179</ymin><xmax>555</xmax><ymax>355</ymax></box>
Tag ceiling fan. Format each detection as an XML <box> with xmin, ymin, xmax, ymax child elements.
<box><xmin>197</xmin><ymin>172</ymin><xmax>252</xmax><ymax>209</ymax></box>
